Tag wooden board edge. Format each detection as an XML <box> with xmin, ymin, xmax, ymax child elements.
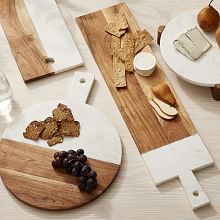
<box><xmin>0</xmin><ymin>138</ymin><xmax>120</xmax><ymax>210</ymax></box>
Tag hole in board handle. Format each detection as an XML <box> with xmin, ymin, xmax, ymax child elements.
<box><xmin>45</xmin><ymin>57</ymin><xmax>55</xmax><ymax>64</ymax></box>
<box><xmin>193</xmin><ymin>191</ymin><xmax>199</xmax><ymax>197</ymax></box>
<box><xmin>80</xmin><ymin>78</ymin><xmax>86</xmax><ymax>83</ymax></box>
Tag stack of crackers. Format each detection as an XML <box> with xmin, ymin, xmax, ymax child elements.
<box><xmin>23</xmin><ymin>103</ymin><xmax>80</xmax><ymax>146</ymax></box>
<box><xmin>105</xmin><ymin>12</ymin><xmax>153</xmax><ymax>88</ymax></box>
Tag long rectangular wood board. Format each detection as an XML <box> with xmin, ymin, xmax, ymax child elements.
<box><xmin>0</xmin><ymin>0</ymin><xmax>83</xmax><ymax>82</ymax></box>
<box><xmin>76</xmin><ymin>3</ymin><xmax>196</xmax><ymax>154</ymax></box>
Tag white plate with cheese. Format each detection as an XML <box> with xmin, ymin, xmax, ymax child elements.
<box><xmin>160</xmin><ymin>10</ymin><xmax>220</xmax><ymax>87</ymax></box>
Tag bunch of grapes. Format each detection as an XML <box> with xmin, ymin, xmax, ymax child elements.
<box><xmin>52</xmin><ymin>149</ymin><xmax>97</xmax><ymax>193</ymax></box>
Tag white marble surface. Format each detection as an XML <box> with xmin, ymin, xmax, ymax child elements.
<box><xmin>24</xmin><ymin>0</ymin><xmax>83</xmax><ymax>73</ymax></box>
<box><xmin>2</xmin><ymin>72</ymin><xmax>122</xmax><ymax>165</ymax></box>
<box><xmin>1</xmin><ymin>0</ymin><xmax>220</xmax><ymax>219</ymax></box>
<box><xmin>142</xmin><ymin>134</ymin><xmax>214</xmax><ymax>209</ymax></box>
<box><xmin>161</xmin><ymin>10</ymin><xmax>220</xmax><ymax>87</ymax></box>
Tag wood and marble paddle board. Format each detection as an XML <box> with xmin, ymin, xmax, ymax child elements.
<box><xmin>0</xmin><ymin>0</ymin><xmax>83</xmax><ymax>82</ymax></box>
<box><xmin>76</xmin><ymin>3</ymin><xmax>214</xmax><ymax>210</ymax></box>
<box><xmin>0</xmin><ymin>72</ymin><xmax>122</xmax><ymax>210</ymax></box>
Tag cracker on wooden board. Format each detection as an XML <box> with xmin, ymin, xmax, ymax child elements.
<box><xmin>134</xmin><ymin>30</ymin><xmax>153</xmax><ymax>53</ymax></box>
<box><xmin>111</xmin><ymin>35</ymin><xmax>121</xmax><ymax>52</ymax></box>
<box><xmin>111</xmin><ymin>35</ymin><xmax>126</xmax><ymax>87</ymax></box>
<box><xmin>113</xmin><ymin>55</ymin><xmax>126</xmax><ymax>87</ymax></box>
<box><xmin>105</xmin><ymin>23</ymin><xmax>126</xmax><ymax>37</ymax></box>
<box><xmin>105</xmin><ymin>12</ymin><xmax>128</xmax><ymax>37</ymax></box>
<box><xmin>112</xmin><ymin>12</ymin><xmax>128</xmax><ymax>29</ymax></box>
<box><xmin>119</xmin><ymin>33</ymin><xmax>135</xmax><ymax>72</ymax></box>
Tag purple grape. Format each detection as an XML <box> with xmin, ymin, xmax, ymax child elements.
<box><xmin>67</xmin><ymin>153</ymin><xmax>76</xmax><ymax>160</ymax></box>
<box><xmin>79</xmin><ymin>176</ymin><xmax>87</xmax><ymax>184</ymax></box>
<box><xmin>59</xmin><ymin>151</ymin><xmax>67</xmax><ymax>159</ymax></box>
<box><xmin>68</xmin><ymin>150</ymin><xmax>76</xmax><ymax>155</ymax></box>
<box><xmin>65</xmin><ymin>165</ymin><xmax>72</xmax><ymax>174</ymax></box>
<box><xmin>80</xmin><ymin>165</ymin><xmax>91</xmax><ymax>176</ymax></box>
<box><xmin>63</xmin><ymin>158</ymin><xmax>69</xmax><ymax>168</ymax></box>
<box><xmin>87</xmin><ymin>178</ymin><xmax>97</xmax><ymax>188</ymax></box>
<box><xmin>85</xmin><ymin>185</ymin><xmax>93</xmax><ymax>193</ymax></box>
<box><xmin>73</xmin><ymin>161</ymin><xmax>83</xmax><ymax>170</ymax></box>
<box><xmin>78</xmin><ymin>183</ymin><xmax>86</xmax><ymax>191</ymax></box>
<box><xmin>77</xmin><ymin>149</ymin><xmax>84</xmax><ymax>156</ymax></box>
<box><xmin>88</xmin><ymin>170</ymin><xmax>97</xmax><ymax>179</ymax></box>
<box><xmin>54</xmin><ymin>152</ymin><xmax>60</xmax><ymax>159</ymax></box>
<box><xmin>72</xmin><ymin>168</ymin><xmax>80</xmax><ymax>176</ymax></box>
<box><xmin>52</xmin><ymin>159</ymin><xmax>59</xmax><ymax>169</ymax></box>
<box><xmin>55</xmin><ymin>157</ymin><xmax>63</xmax><ymax>167</ymax></box>
<box><xmin>78</xmin><ymin>154</ymin><xmax>87</xmax><ymax>163</ymax></box>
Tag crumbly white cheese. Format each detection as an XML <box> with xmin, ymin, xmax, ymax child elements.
<box><xmin>173</xmin><ymin>26</ymin><xmax>211</xmax><ymax>61</ymax></box>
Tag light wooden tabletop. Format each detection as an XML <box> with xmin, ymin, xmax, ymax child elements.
<box><xmin>0</xmin><ymin>0</ymin><xmax>220</xmax><ymax>219</ymax></box>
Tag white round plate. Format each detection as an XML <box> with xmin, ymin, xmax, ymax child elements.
<box><xmin>160</xmin><ymin>10</ymin><xmax>220</xmax><ymax>87</ymax></box>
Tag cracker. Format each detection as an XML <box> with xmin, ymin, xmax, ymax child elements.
<box><xmin>52</xmin><ymin>103</ymin><xmax>74</xmax><ymax>122</ymax></box>
<box><xmin>119</xmin><ymin>33</ymin><xmax>135</xmax><ymax>72</ymax></box>
<box><xmin>23</xmin><ymin>121</ymin><xmax>45</xmax><ymax>141</ymax></box>
<box><xmin>134</xmin><ymin>30</ymin><xmax>153</xmax><ymax>53</ymax></box>
<box><xmin>112</xmin><ymin>12</ymin><xmax>128</xmax><ymax>29</ymax></box>
<box><xmin>105</xmin><ymin>23</ymin><xmax>126</xmax><ymax>37</ymax></box>
<box><xmin>105</xmin><ymin>12</ymin><xmax>128</xmax><ymax>37</ymax></box>
<box><xmin>40</xmin><ymin>118</ymin><xmax>58</xmax><ymax>140</ymax></box>
<box><xmin>47</xmin><ymin>132</ymin><xmax>63</xmax><ymax>146</ymax></box>
<box><xmin>113</xmin><ymin>55</ymin><xmax>126</xmax><ymax>87</ymax></box>
<box><xmin>59</xmin><ymin>121</ymin><xmax>80</xmax><ymax>137</ymax></box>
<box><xmin>111</xmin><ymin>35</ymin><xmax>121</xmax><ymax>52</ymax></box>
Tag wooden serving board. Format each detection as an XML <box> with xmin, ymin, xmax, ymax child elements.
<box><xmin>76</xmin><ymin>3</ymin><xmax>196</xmax><ymax>154</ymax></box>
<box><xmin>0</xmin><ymin>0</ymin><xmax>83</xmax><ymax>82</ymax></box>
<box><xmin>0</xmin><ymin>72</ymin><xmax>121</xmax><ymax>210</ymax></box>
<box><xmin>76</xmin><ymin>4</ymin><xmax>215</xmax><ymax>210</ymax></box>
<box><xmin>0</xmin><ymin>139</ymin><xmax>119</xmax><ymax>210</ymax></box>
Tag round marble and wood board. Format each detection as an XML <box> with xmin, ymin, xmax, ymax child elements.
<box><xmin>0</xmin><ymin>72</ymin><xmax>122</xmax><ymax>210</ymax></box>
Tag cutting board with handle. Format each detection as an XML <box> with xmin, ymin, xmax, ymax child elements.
<box><xmin>0</xmin><ymin>72</ymin><xmax>122</xmax><ymax>210</ymax></box>
<box><xmin>76</xmin><ymin>3</ymin><xmax>214</xmax><ymax>210</ymax></box>
<box><xmin>0</xmin><ymin>0</ymin><xmax>83</xmax><ymax>82</ymax></box>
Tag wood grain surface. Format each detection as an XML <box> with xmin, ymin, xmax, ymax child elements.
<box><xmin>0</xmin><ymin>0</ymin><xmax>54</xmax><ymax>82</ymax></box>
<box><xmin>76</xmin><ymin>3</ymin><xmax>196</xmax><ymax>153</ymax></box>
<box><xmin>0</xmin><ymin>139</ymin><xmax>119</xmax><ymax>210</ymax></box>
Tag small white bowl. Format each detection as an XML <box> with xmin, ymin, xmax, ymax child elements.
<box><xmin>133</xmin><ymin>52</ymin><xmax>156</xmax><ymax>76</ymax></box>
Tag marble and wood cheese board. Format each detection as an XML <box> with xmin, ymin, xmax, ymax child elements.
<box><xmin>0</xmin><ymin>72</ymin><xmax>122</xmax><ymax>210</ymax></box>
<box><xmin>0</xmin><ymin>0</ymin><xmax>83</xmax><ymax>82</ymax></box>
<box><xmin>160</xmin><ymin>10</ymin><xmax>220</xmax><ymax>100</ymax></box>
<box><xmin>76</xmin><ymin>3</ymin><xmax>214</xmax><ymax>210</ymax></box>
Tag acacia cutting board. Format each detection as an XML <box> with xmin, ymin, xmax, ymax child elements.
<box><xmin>0</xmin><ymin>0</ymin><xmax>83</xmax><ymax>82</ymax></box>
<box><xmin>76</xmin><ymin>3</ymin><xmax>196</xmax><ymax>153</ymax></box>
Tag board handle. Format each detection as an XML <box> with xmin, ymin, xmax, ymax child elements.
<box><xmin>179</xmin><ymin>170</ymin><xmax>210</xmax><ymax>210</ymax></box>
<box><xmin>67</xmin><ymin>71</ymin><xmax>95</xmax><ymax>104</ymax></box>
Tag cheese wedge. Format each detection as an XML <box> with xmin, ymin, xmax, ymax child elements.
<box><xmin>174</xmin><ymin>26</ymin><xmax>211</xmax><ymax>61</ymax></box>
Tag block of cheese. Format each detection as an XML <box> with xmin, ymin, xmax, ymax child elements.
<box><xmin>173</xmin><ymin>26</ymin><xmax>211</xmax><ymax>61</ymax></box>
